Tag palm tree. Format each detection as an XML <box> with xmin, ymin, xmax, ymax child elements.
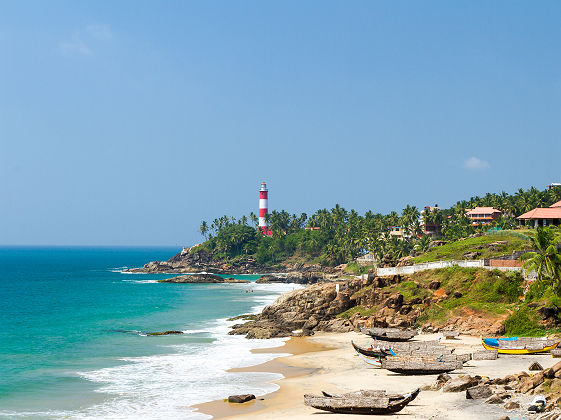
<box><xmin>521</xmin><ymin>227</ymin><xmax>561</xmax><ymax>293</ymax></box>
<box><xmin>199</xmin><ymin>221</ymin><xmax>208</xmax><ymax>239</ymax></box>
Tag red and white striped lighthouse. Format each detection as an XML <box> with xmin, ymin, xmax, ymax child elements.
<box><xmin>259</xmin><ymin>182</ymin><xmax>272</xmax><ymax>236</ymax></box>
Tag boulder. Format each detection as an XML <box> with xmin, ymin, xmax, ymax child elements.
<box><xmin>466</xmin><ymin>385</ymin><xmax>492</xmax><ymax>400</ymax></box>
<box><xmin>486</xmin><ymin>394</ymin><xmax>504</xmax><ymax>404</ymax></box>
<box><xmin>256</xmin><ymin>275</ymin><xmax>286</xmax><ymax>283</ymax></box>
<box><xmin>147</xmin><ymin>330</ymin><xmax>183</xmax><ymax>336</ymax></box>
<box><xmin>228</xmin><ymin>394</ymin><xmax>256</xmax><ymax>403</ymax></box>
<box><xmin>504</xmin><ymin>401</ymin><xmax>520</xmax><ymax>410</ymax></box>
<box><xmin>158</xmin><ymin>274</ymin><xmax>224</xmax><ymax>283</ymax></box>
<box><xmin>224</xmin><ymin>278</ymin><xmax>250</xmax><ymax>283</ymax></box>
<box><xmin>443</xmin><ymin>375</ymin><xmax>479</xmax><ymax>392</ymax></box>
<box><xmin>428</xmin><ymin>281</ymin><xmax>441</xmax><ymax>290</ymax></box>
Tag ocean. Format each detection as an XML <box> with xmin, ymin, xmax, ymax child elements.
<box><xmin>0</xmin><ymin>247</ymin><xmax>300</xmax><ymax>419</ymax></box>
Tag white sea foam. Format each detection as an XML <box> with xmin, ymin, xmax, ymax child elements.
<box><xmin>58</xmin><ymin>283</ymin><xmax>297</xmax><ymax>419</ymax></box>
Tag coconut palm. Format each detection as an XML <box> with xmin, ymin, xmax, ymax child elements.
<box><xmin>199</xmin><ymin>221</ymin><xmax>208</xmax><ymax>239</ymax></box>
<box><xmin>521</xmin><ymin>227</ymin><xmax>561</xmax><ymax>293</ymax></box>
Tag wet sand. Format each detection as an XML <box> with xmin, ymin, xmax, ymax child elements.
<box><xmin>195</xmin><ymin>332</ymin><xmax>559</xmax><ymax>420</ymax></box>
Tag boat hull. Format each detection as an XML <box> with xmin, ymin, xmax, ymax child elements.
<box><xmin>481</xmin><ymin>338</ymin><xmax>560</xmax><ymax>354</ymax></box>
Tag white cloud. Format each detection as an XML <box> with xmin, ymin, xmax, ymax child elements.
<box><xmin>464</xmin><ymin>156</ymin><xmax>490</xmax><ymax>170</ymax></box>
<box><xmin>59</xmin><ymin>38</ymin><xmax>92</xmax><ymax>56</ymax></box>
<box><xmin>86</xmin><ymin>24</ymin><xmax>112</xmax><ymax>40</ymax></box>
<box><xmin>59</xmin><ymin>23</ymin><xmax>112</xmax><ymax>56</ymax></box>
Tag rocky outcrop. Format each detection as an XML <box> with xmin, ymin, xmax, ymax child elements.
<box><xmin>228</xmin><ymin>394</ymin><xmax>256</xmax><ymax>403</ymax></box>
<box><xmin>158</xmin><ymin>274</ymin><xmax>225</xmax><ymax>283</ymax></box>
<box><xmin>229</xmin><ymin>282</ymin><xmax>355</xmax><ymax>339</ymax></box>
<box><xmin>125</xmin><ymin>246</ymin><xmax>339</xmax><ymax>277</ymax></box>
<box><xmin>147</xmin><ymin>330</ymin><xmax>183</xmax><ymax>336</ymax></box>
<box><xmin>256</xmin><ymin>272</ymin><xmax>324</xmax><ymax>284</ymax></box>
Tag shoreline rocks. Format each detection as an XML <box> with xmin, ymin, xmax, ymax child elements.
<box><xmin>158</xmin><ymin>274</ymin><xmax>226</xmax><ymax>283</ymax></box>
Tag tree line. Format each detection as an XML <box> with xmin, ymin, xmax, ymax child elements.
<box><xmin>196</xmin><ymin>185</ymin><xmax>561</xmax><ymax>267</ymax></box>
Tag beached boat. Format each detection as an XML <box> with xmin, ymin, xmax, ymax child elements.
<box><xmin>381</xmin><ymin>356</ymin><xmax>462</xmax><ymax>375</ymax></box>
<box><xmin>351</xmin><ymin>340</ymin><xmax>393</xmax><ymax>358</ymax></box>
<box><xmin>481</xmin><ymin>337</ymin><xmax>560</xmax><ymax>354</ymax></box>
<box><xmin>362</xmin><ymin>327</ymin><xmax>417</xmax><ymax>342</ymax></box>
<box><xmin>304</xmin><ymin>388</ymin><xmax>420</xmax><ymax>415</ymax></box>
<box><xmin>357</xmin><ymin>352</ymin><xmax>382</xmax><ymax>367</ymax></box>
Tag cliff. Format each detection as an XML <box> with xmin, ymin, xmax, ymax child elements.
<box><xmin>229</xmin><ymin>267</ymin><xmax>554</xmax><ymax>339</ymax></box>
<box><xmin>126</xmin><ymin>246</ymin><xmax>340</xmax><ymax>278</ymax></box>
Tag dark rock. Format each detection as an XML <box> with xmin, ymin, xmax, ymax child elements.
<box><xmin>228</xmin><ymin>394</ymin><xmax>256</xmax><ymax>403</ymax></box>
<box><xmin>486</xmin><ymin>395</ymin><xmax>504</xmax><ymax>404</ymax></box>
<box><xmin>466</xmin><ymin>385</ymin><xmax>492</xmax><ymax>400</ymax></box>
<box><xmin>224</xmin><ymin>277</ymin><xmax>250</xmax><ymax>283</ymax></box>
<box><xmin>463</xmin><ymin>251</ymin><xmax>481</xmax><ymax>260</ymax></box>
<box><xmin>504</xmin><ymin>401</ymin><xmax>520</xmax><ymax>410</ymax></box>
<box><xmin>428</xmin><ymin>281</ymin><xmax>441</xmax><ymax>290</ymax></box>
<box><xmin>158</xmin><ymin>274</ymin><xmax>225</xmax><ymax>283</ymax></box>
<box><xmin>443</xmin><ymin>375</ymin><xmax>478</xmax><ymax>392</ymax></box>
<box><xmin>147</xmin><ymin>330</ymin><xmax>183</xmax><ymax>336</ymax></box>
<box><xmin>384</xmin><ymin>293</ymin><xmax>404</xmax><ymax>309</ymax></box>
<box><xmin>256</xmin><ymin>275</ymin><xmax>286</xmax><ymax>284</ymax></box>
<box><xmin>529</xmin><ymin>362</ymin><xmax>544</xmax><ymax>371</ymax></box>
<box><xmin>229</xmin><ymin>283</ymin><xmax>354</xmax><ymax>339</ymax></box>
<box><xmin>453</xmin><ymin>291</ymin><xmax>463</xmax><ymax>298</ymax></box>
<box><xmin>409</xmin><ymin>297</ymin><xmax>423</xmax><ymax>305</ymax></box>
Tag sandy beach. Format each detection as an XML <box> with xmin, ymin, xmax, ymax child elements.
<box><xmin>196</xmin><ymin>331</ymin><xmax>559</xmax><ymax>420</ymax></box>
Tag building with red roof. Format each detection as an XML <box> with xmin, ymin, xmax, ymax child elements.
<box><xmin>465</xmin><ymin>207</ymin><xmax>502</xmax><ymax>226</ymax></box>
<box><xmin>517</xmin><ymin>202</ymin><xmax>561</xmax><ymax>228</ymax></box>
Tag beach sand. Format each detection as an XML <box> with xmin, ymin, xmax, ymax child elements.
<box><xmin>196</xmin><ymin>332</ymin><xmax>559</xmax><ymax>419</ymax></box>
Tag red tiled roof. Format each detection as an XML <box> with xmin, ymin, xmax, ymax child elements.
<box><xmin>517</xmin><ymin>207</ymin><xmax>561</xmax><ymax>219</ymax></box>
<box><xmin>550</xmin><ymin>200</ymin><xmax>561</xmax><ymax>208</ymax></box>
<box><xmin>466</xmin><ymin>207</ymin><xmax>501</xmax><ymax>215</ymax></box>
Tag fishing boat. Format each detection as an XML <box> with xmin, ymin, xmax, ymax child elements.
<box><xmin>362</xmin><ymin>327</ymin><xmax>418</xmax><ymax>342</ymax></box>
<box><xmin>481</xmin><ymin>337</ymin><xmax>560</xmax><ymax>354</ymax></box>
<box><xmin>357</xmin><ymin>352</ymin><xmax>383</xmax><ymax>367</ymax></box>
<box><xmin>381</xmin><ymin>356</ymin><xmax>462</xmax><ymax>375</ymax></box>
<box><xmin>304</xmin><ymin>388</ymin><xmax>420</xmax><ymax>415</ymax></box>
<box><xmin>351</xmin><ymin>340</ymin><xmax>393</xmax><ymax>358</ymax></box>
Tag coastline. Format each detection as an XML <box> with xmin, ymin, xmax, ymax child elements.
<box><xmin>193</xmin><ymin>336</ymin><xmax>331</xmax><ymax>418</ymax></box>
<box><xmin>196</xmin><ymin>331</ymin><xmax>561</xmax><ymax>420</ymax></box>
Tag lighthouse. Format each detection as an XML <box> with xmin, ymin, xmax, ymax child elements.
<box><xmin>259</xmin><ymin>182</ymin><xmax>272</xmax><ymax>236</ymax></box>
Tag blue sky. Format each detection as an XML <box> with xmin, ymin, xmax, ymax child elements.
<box><xmin>1</xmin><ymin>1</ymin><xmax>560</xmax><ymax>246</ymax></box>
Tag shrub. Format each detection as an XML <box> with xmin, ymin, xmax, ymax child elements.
<box><xmin>504</xmin><ymin>307</ymin><xmax>545</xmax><ymax>336</ymax></box>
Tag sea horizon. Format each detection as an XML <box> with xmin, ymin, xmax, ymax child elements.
<box><xmin>0</xmin><ymin>247</ymin><xmax>299</xmax><ymax>419</ymax></box>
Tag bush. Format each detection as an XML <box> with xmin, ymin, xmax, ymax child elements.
<box><xmin>504</xmin><ymin>307</ymin><xmax>545</xmax><ymax>336</ymax></box>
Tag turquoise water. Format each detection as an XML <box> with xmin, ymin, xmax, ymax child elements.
<box><xmin>0</xmin><ymin>247</ymin><xmax>296</xmax><ymax>419</ymax></box>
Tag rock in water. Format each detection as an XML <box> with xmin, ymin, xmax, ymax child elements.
<box><xmin>228</xmin><ymin>394</ymin><xmax>256</xmax><ymax>403</ymax></box>
<box><xmin>158</xmin><ymin>274</ymin><xmax>224</xmax><ymax>283</ymax></box>
<box><xmin>147</xmin><ymin>331</ymin><xmax>183</xmax><ymax>336</ymax></box>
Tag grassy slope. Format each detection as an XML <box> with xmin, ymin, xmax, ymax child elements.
<box><xmin>338</xmin><ymin>267</ymin><xmax>558</xmax><ymax>336</ymax></box>
<box><xmin>412</xmin><ymin>231</ymin><xmax>531</xmax><ymax>263</ymax></box>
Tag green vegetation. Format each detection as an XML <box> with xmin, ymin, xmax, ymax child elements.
<box><xmin>504</xmin><ymin>307</ymin><xmax>546</xmax><ymax>336</ymax></box>
<box><xmin>337</xmin><ymin>265</ymin><xmax>561</xmax><ymax>335</ymax></box>
<box><xmin>522</xmin><ymin>226</ymin><xmax>561</xmax><ymax>293</ymax></box>
<box><xmin>196</xmin><ymin>185</ymin><xmax>561</xmax><ymax>267</ymax></box>
<box><xmin>413</xmin><ymin>233</ymin><xmax>531</xmax><ymax>263</ymax></box>
<box><xmin>338</xmin><ymin>305</ymin><xmax>380</xmax><ymax>320</ymax></box>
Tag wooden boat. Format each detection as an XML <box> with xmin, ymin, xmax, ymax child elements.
<box><xmin>304</xmin><ymin>388</ymin><xmax>420</xmax><ymax>415</ymax></box>
<box><xmin>481</xmin><ymin>337</ymin><xmax>560</xmax><ymax>354</ymax></box>
<box><xmin>381</xmin><ymin>356</ymin><xmax>462</xmax><ymax>375</ymax></box>
<box><xmin>357</xmin><ymin>352</ymin><xmax>382</xmax><ymax>367</ymax></box>
<box><xmin>362</xmin><ymin>327</ymin><xmax>417</xmax><ymax>342</ymax></box>
<box><xmin>351</xmin><ymin>340</ymin><xmax>393</xmax><ymax>358</ymax></box>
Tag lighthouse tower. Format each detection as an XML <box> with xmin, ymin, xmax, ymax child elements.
<box><xmin>259</xmin><ymin>182</ymin><xmax>272</xmax><ymax>236</ymax></box>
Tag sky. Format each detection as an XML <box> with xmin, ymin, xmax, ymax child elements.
<box><xmin>1</xmin><ymin>1</ymin><xmax>560</xmax><ymax>246</ymax></box>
